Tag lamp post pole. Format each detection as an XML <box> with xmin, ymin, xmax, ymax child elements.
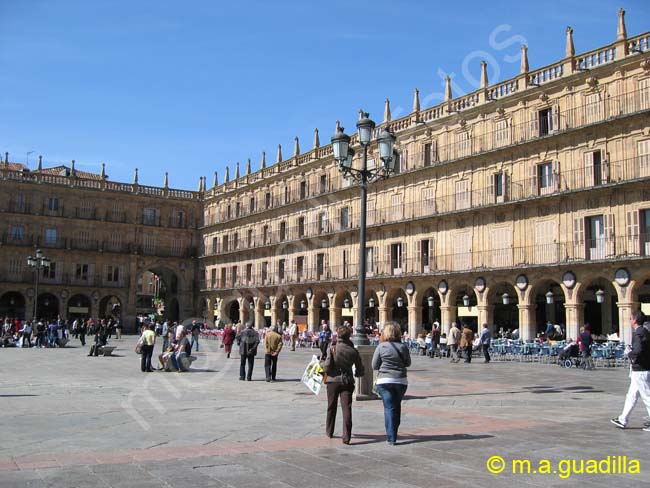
<box><xmin>27</xmin><ymin>249</ymin><xmax>50</xmax><ymax>320</ymax></box>
<box><xmin>331</xmin><ymin>111</ymin><xmax>396</xmax><ymax>347</ymax></box>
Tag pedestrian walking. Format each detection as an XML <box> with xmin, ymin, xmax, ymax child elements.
<box><xmin>115</xmin><ymin>318</ymin><xmax>122</xmax><ymax>340</ymax></box>
<box><xmin>289</xmin><ymin>320</ymin><xmax>299</xmax><ymax>351</ymax></box>
<box><xmin>480</xmin><ymin>323</ymin><xmax>492</xmax><ymax>363</ymax></box>
<box><xmin>460</xmin><ymin>323</ymin><xmax>474</xmax><ymax>363</ymax></box>
<box><xmin>372</xmin><ymin>322</ymin><xmax>411</xmax><ymax>445</ymax></box>
<box><xmin>448</xmin><ymin>322</ymin><xmax>461</xmax><ymax>363</ymax></box>
<box><xmin>611</xmin><ymin>311</ymin><xmax>650</xmax><ymax>431</ymax></box>
<box><xmin>321</xmin><ymin>325</ymin><xmax>364</xmax><ymax>445</ymax></box>
<box><xmin>318</xmin><ymin>322</ymin><xmax>332</xmax><ymax>360</ymax></box>
<box><xmin>264</xmin><ymin>324</ymin><xmax>283</xmax><ymax>381</ymax></box>
<box><xmin>236</xmin><ymin>322</ymin><xmax>260</xmax><ymax>381</ymax></box>
<box><xmin>78</xmin><ymin>319</ymin><xmax>87</xmax><ymax>346</ymax></box>
<box><xmin>190</xmin><ymin>320</ymin><xmax>201</xmax><ymax>352</ymax></box>
<box><xmin>222</xmin><ymin>324</ymin><xmax>236</xmax><ymax>358</ymax></box>
<box><xmin>20</xmin><ymin>321</ymin><xmax>32</xmax><ymax>348</ymax></box>
<box><xmin>139</xmin><ymin>324</ymin><xmax>156</xmax><ymax>372</ymax></box>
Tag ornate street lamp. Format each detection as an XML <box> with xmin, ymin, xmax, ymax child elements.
<box><xmin>300</xmin><ymin>300</ymin><xmax>306</xmax><ymax>310</ymax></box>
<box><xmin>321</xmin><ymin>298</ymin><xmax>328</xmax><ymax>309</ymax></box>
<box><xmin>26</xmin><ymin>249</ymin><xmax>51</xmax><ymax>320</ymax></box>
<box><xmin>396</xmin><ymin>296</ymin><xmax>404</xmax><ymax>308</ymax></box>
<box><xmin>427</xmin><ymin>295</ymin><xmax>435</xmax><ymax>307</ymax></box>
<box><xmin>545</xmin><ymin>290</ymin><xmax>554</xmax><ymax>305</ymax></box>
<box><xmin>331</xmin><ymin>111</ymin><xmax>396</xmax><ymax>345</ymax></box>
<box><xmin>282</xmin><ymin>300</ymin><xmax>288</xmax><ymax>310</ymax></box>
<box><xmin>368</xmin><ymin>297</ymin><xmax>375</xmax><ymax>308</ymax></box>
<box><xmin>343</xmin><ymin>298</ymin><xmax>350</xmax><ymax>308</ymax></box>
<box><xmin>502</xmin><ymin>293</ymin><xmax>510</xmax><ymax>305</ymax></box>
<box><xmin>462</xmin><ymin>294</ymin><xmax>470</xmax><ymax>307</ymax></box>
<box><xmin>595</xmin><ymin>289</ymin><xmax>605</xmax><ymax>304</ymax></box>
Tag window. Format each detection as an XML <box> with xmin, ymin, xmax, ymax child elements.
<box><xmin>316</xmin><ymin>253</ymin><xmax>325</xmax><ymax>280</ymax></box>
<box><xmin>210</xmin><ymin>268</ymin><xmax>217</xmax><ymax>287</ymax></box>
<box><xmin>455</xmin><ymin>180</ymin><xmax>470</xmax><ymax>210</ymax></box>
<box><xmin>298</xmin><ymin>217</ymin><xmax>305</xmax><ymax>238</ymax></box>
<box><xmin>456</xmin><ymin>131</ymin><xmax>471</xmax><ymax>158</ymax></box>
<box><xmin>235</xmin><ymin>202</ymin><xmax>241</xmax><ymax>218</ymax></box>
<box><xmin>284</xmin><ymin>186</ymin><xmax>289</xmax><ymax>204</ymax></box>
<box><xmin>143</xmin><ymin>208</ymin><xmax>158</xmax><ymax>225</ymax></box>
<box><xmin>495</xmin><ymin>119</ymin><xmax>509</xmax><ymax>147</ymax></box>
<box><xmin>220</xmin><ymin>268</ymin><xmax>227</xmax><ymax>287</ymax></box>
<box><xmin>232</xmin><ymin>232</ymin><xmax>239</xmax><ymax>250</ymax></box>
<box><xmin>249</xmin><ymin>197</ymin><xmax>256</xmax><ymax>213</ymax></box>
<box><xmin>75</xmin><ymin>264</ymin><xmax>89</xmax><ymax>281</ymax></box>
<box><xmin>263</xmin><ymin>225</ymin><xmax>269</xmax><ymax>244</ymax></box>
<box><xmin>143</xmin><ymin>234</ymin><xmax>155</xmax><ymax>254</ymax></box>
<box><xmin>279</xmin><ymin>222</ymin><xmax>286</xmax><ymax>241</ymax></box>
<box><xmin>584</xmin><ymin>93</ymin><xmax>601</xmax><ymax>124</ymax></box>
<box><xmin>340</xmin><ymin>207</ymin><xmax>349</xmax><ymax>230</ymax></box>
<box><xmin>423</xmin><ymin>143</ymin><xmax>433</xmax><ymax>166</ymax></box>
<box><xmin>639</xmin><ymin>140</ymin><xmax>650</xmax><ymax>177</ymax></box>
<box><xmin>106</xmin><ymin>265</ymin><xmax>120</xmax><ymax>283</ymax></box>
<box><xmin>262</xmin><ymin>261</ymin><xmax>269</xmax><ymax>283</ymax></box>
<box><xmin>8</xmin><ymin>258</ymin><xmax>21</xmax><ymax>276</ymax></box>
<box><xmin>278</xmin><ymin>259</ymin><xmax>286</xmax><ymax>282</ymax></box>
<box><xmin>300</xmin><ymin>181</ymin><xmax>307</xmax><ymax>200</ymax></box>
<box><xmin>538</xmin><ymin>108</ymin><xmax>554</xmax><ymax>136</ymax></box>
<box><xmin>640</xmin><ymin>78</ymin><xmax>650</xmax><ymax>110</ymax></box>
<box><xmin>43</xmin><ymin>261</ymin><xmax>56</xmax><ymax>279</ymax></box>
<box><xmin>584</xmin><ymin>150</ymin><xmax>603</xmax><ymax>187</ymax></box>
<box><xmin>13</xmin><ymin>193</ymin><xmax>25</xmax><ymax>212</ymax></box>
<box><xmin>212</xmin><ymin>237</ymin><xmax>218</xmax><ymax>254</ymax></box>
<box><xmin>342</xmin><ymin>249</ymin><xmax>349</xmax><ymax>278</ymax></box>
<box><xmin>366</xmin><ymin>247</ymin><xmax>375</xmax><ymax>276</ymax></box>
<box><xmin>47</xmin><ymin>197</ymin><xmax>59</xmax><ymax>211</ymax></box>
<box><xmin>231</xmin><ymin>266</ymin><xmax>238</xmax><ymax>286</ymax></box>
<box><xmin>226</xmin><ymin>204</ymin><xmax>232</xmax><ymax>220</ymax></box>
<box><xmin>111</xmin><ymin>203</ymin><xmax>123</xmax><ymax>222</ymax></box>
<box><xmin>494</xmin><ymin>172</ymin><xmax>504</xmax><ymax>198</ymax></box>
<box><xmin>538</xmin><ymin>162</ymin><xmax>554</xmax><ymax>194</ymax></box>
<box><xmin>296</xmin><ymin>256</ymin><xmax>305</xmax><ymax>281</ymax></box>
<box><xmin>79</xmin><ymin>200</ymin><xmax>93</xmax><ymax>218</ymax></box>
<box><xmin>265</xmin><ymin>192</ymin><xmax>272</xmax><ymax>208</ymax></box>
<box><xmin>587</xmin><ymin>215</ymin><xmax>605</xmax><ymax>260</ymax></box>
<box><xmin>171</xmin><ymin>239</ymin><xmax>183</xmax><ymax>256</ymax></box>
<box><xmin>109</xmin><ymin>232</ymin><xmax>121</xmax><ymax>251</ymax></box>
<box><xmin>390</xmin><ymin>243</ymin><xmax>403</xmax><ymax>275</ymax></box>
<box><xmin>642</xmin><ymin>210</ymin><xmax>650</xmax><ymax>256</ymax></box>
<box><xmin>318</xmin><ymin>212</ymin><xmax>328</xmax><ymax>234</ymax></box>
<box><xmin>9</xmin><ymin>226</ymin><xmax>24</xmax><ymax>241</ymax></box>
<box><xmin>173</xmin><ymin>210</ymin><xmax>185</xmax><ymax>227</ymax></box>
<box><xmin>391</xmin><ymin>194</ymin><xmax>404</xmax><ymax>220</ymax></box>
<box><xmin>420</xmin><ymin>239</ymin><xmax>430</xmax><ymax>272</ymax></box>
<box><xmin>246</xmin><ymin>263</ymin><xmax>253</xmax><ymax>283</ymax></box>
<box><xmin>222</xmin><ymin>235</ymin><xmax>229</xmax><ymax>252</ymax></box>
<box><xmin>45</xmin><ymin>228</ymin><xmax>57</xmax><ymax>244</ymax></box>
<box><xmin>77</xmin><ymin>231</ymin><xmax>90</xmax><ymax>248</ymax></box>
<box><xmin>320</xmin><ymin>175</ymin><xmax>327</xmax><ymax>194</ymax></box>
<box><xmin>247</xmin><ymin>229</ymin><xmax>253</xmax><ymax>247</ymax></box>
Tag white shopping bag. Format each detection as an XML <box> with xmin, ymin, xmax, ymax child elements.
<box><xmin>301</xmin><ymin>354</ymin><xmax>325</xmax><ymax>395</ymax></box>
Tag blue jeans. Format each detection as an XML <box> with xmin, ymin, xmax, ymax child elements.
<box><xmin>191</xmin><ymin>335</ymin><xmax>199</xmax><ymax>352</ymax></box>
<box><xmin>376</xmin><ymin>383</ymin><xmax>408</xmax><ymax>443</ymax></box>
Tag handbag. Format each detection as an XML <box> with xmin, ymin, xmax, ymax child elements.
<box><xmin>135</xmin><ymin>338</ymin><xmax>143</xmax><ymax>354</ymax></box>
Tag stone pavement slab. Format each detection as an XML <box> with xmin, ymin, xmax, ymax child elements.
<box><xmin>1</xmin><ymin>336</ymin><xmax>649</xmax><ymax>486</ymax></box>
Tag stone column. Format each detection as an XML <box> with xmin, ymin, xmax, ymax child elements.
<box><xmin>307</xmin><ymin>306</ymin><xmax>319</xmax><ymax>332</ymax></box>
<box><xmin>407</xmin><ymin>305</ymin><xmax>422</xmax><ymax>338</ymax></box>
<box><xmin>564</xmin><ymin>303</ymin><xmax>584</xmax><ymax>342</ymax></box>
<box><xmin>617</xmin><ymin>301</ymin><xmax>638</xmax><ymax>345</ymax></box>
<box><xmin>518</xmin><ymin>304</ymin><xmax>535</xmax><ymax>341</ymax></box>
<box><xmin>440</xmin><ymin>305</ymin><xmax>456</xmax><ymax>335</ymax></box>
<box><xmin>378</xmin><ymin>306</ymin><xmax>390</xmax><ymax>328</ymax></box>
<box><xmin>477</xmin><ymin>305</ymin><xmax>493</xmax><ymax>329</ymax></box>
<box><xmin>287</xmin><ymin>306</ymin><xmax>297</xmax><ymax>324</ymax></box>
<box><xmin>329</xmin><ymin>306</ymin><xmax>342</xmax><ymax>327</ymax></box>
<box><xmin>254</xmin><ymin>308</ymin><xmax>265</xmax><ymax>329</ymax></box>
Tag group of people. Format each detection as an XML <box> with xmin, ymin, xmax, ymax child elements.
<box><xmin>138</xmin><ymin>321</ymin><xmax>200</xmax><ymax>372</ymax></box>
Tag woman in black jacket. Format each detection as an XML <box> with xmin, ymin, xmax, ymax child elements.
<box><xmin>320</xmin><ymin>325</ymin><xmax>364</xmax><ymax>445</ymax></box>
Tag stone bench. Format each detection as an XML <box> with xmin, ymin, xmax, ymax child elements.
<box><xmin>99</xmin><ymin>345</ymin><xmax>116</xmax><ymax>356</ymax></box>
<box><xmin>164</xmin><ymin>354</ymin><xmax>197</xmax><ymax>372</ymax></box>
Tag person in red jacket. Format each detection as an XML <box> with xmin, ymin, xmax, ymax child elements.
<box><xmin>222</xmin><ymin>323</ymin><xmax>237</xmax><ymax>358</ymax></box>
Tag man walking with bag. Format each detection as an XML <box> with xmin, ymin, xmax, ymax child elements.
<box><xmin>611</xmin><ymin>311</ymin><xmax>650</xmax><ymax>430</ymax></box>
<box><xmin>237</xmin><ymin>322</ymin><xmax>260</xmax><ymax>381</ymax></box>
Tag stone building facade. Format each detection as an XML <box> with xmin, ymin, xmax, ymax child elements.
<box><xmin>200</xmin><ymin>10</ymin><xmax>650</xmax><ymax>345</ymax></box>
<box><xmin>1</xmin><ymin>10</ymin><xmax>649</xmax><ymax>342</ymax></box>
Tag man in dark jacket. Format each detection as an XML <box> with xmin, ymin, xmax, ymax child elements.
<box><xmin>611</xmin><ymin>311</ymin><xmax>650</xmax><ymax>430</ymax></box>
<box><xmin>236</xmin><ymin>322</ymin><xmax>260</xmax><ymax>381</ymax></box>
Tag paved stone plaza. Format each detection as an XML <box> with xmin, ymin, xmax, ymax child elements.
<box><xmin>1</xmin><ymin>336</ymin><xmax>649</xmax><ymax>487</ymax></box>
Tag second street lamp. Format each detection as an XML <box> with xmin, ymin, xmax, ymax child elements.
<box><xmin>331</xmin><ymin>110</ymin><xmax>396</xmax><ymax>345</ymax></box>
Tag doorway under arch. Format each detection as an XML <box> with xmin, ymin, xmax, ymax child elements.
<box><xmin>37</xmin><ymin>293</ymin><xmax>59</xmax><ymax>321</ymax></box>
<box><xmin>0</xmin><ymin>292</ymin><xmax>26</xmax><ymax>319</ymax></box>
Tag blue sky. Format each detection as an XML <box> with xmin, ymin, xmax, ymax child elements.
<box><xmin>1</xmin><ymin>0</ymin><xmax>648</xmax><ymax>189</ymax></box>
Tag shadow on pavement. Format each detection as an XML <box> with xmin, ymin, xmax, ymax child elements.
<box><xmin>350</xmin><ymin>433</ymin><xmax>493</xmax><ymax>446</ymax></box>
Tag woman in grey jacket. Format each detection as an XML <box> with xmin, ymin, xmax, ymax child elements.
<box><xmin>372</xmin><ymin>322</ymin><xmax>411</xmax><ymax>445</ymax></box>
